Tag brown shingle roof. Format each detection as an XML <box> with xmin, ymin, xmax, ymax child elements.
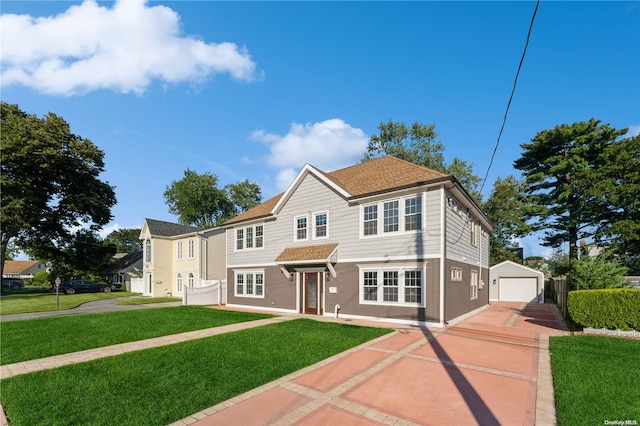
<box><xmin>222</xmin><ymin>193</ymin><xmax>283</xmax><ymax>226</ymax></box>
<box><xmin>322</xmin><ymin>155</ymin><xmax>448</xmax><ymax>197</ymax></box>
<box><xmin>222</xmin><ymin>155</ymin><xmax>450</xmax><ymax>226</ymax></box>
<box><xmin>275</xmin><ymin>243</ymin><xmax>338</xmax><ymax>263</ymax></box>
<box><xmin>3</xmin><ymin>260</ymin><xmax>39</xmax><ymax>274</ymax></box>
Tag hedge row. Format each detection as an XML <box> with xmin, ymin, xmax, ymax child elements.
<box><xmin>567</xmin><ymin>289</ymin><xmax>640</xmax><ymax>331</ymax></box>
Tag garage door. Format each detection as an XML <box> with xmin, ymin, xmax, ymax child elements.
<box><xmin>499</xmin><ymin>278</ymin><xmax>538</xmax><ymax>302</ymax></box>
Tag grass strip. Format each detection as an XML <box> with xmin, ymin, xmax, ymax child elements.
<box><xmin>0</xmin><ymin>292</ymin><xmax>138</xmax><ymax>315</ymax></box>
<box><xmin>550</xmin><ymin>335</ymin><xmax>640</xmax><ymax>425</ymax></box>
<box><xmin>0</xmin><ymin>307</ymin><xmax>272</xmax><ymax>365</ymax></box>
<box><xmin>0</xmin><ymin>319</ymin><xmax>392</xmax><ymax>426</ymax></box>
<box><xmin>115</xmin><ymin>297</ymin><xmax>181</xmax><ymax>305</ymax></box>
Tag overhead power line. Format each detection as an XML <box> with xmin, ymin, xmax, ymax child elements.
<box><xmin>479</xmin><ymin>0</ymin><xmax>540</xmax><ymax>195</ymax></box>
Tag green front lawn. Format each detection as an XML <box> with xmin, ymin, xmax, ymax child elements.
<box><xmin>0</xmin><ymin>306</ymin><xmax>272</xmax><ymax>365</ymax></box>
<box><xmin>0</xmin><ymin>291</ymin><xmax>139</xmax><ymax>315</ymax></box>
<box><xmin>115</xmin><ymin>297</ymin><xmax>181</xmax><ymax>305</ymax></box>
<box><xmin>550</xmin><ymin>335</ymin><xmax>640</xmax><ymax>425</ymax></box>
<box><xmin>0</xmin><ymin>319</ymin><xmax>392</xmax><ymax>426</ymax></box>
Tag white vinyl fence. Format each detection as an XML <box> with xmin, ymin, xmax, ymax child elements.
<box><xmin>183</xmin><ymin>280</ymin><xmax>227</xmax><ymax>306</ymax></box>
<box><xmin>130</xmin><ymin>277</ymin><xmax>145</xmax><ymax>294</ymax></box>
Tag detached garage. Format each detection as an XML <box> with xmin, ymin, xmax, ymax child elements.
<box><xmin>490</xmin><ymin>260</ymin><xmax>545</xmax><ymax>303</ymax></box>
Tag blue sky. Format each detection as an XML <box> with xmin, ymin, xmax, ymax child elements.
<box><xmin>2</xmin><ymin>1</ymin><xmax>639</xmax><ymax>258</ymax></box>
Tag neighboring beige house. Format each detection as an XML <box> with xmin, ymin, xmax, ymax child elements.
<box><xmin>139</xmin><ymin>219</ymin><xmax>225</xmax><ymax>297</ymax></box>
<box><xmin>2</xmin><ymin>260</ymin><xmax>46</xmax><ymax>279</ymax></box>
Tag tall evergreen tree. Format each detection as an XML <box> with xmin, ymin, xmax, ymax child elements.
<box><xmin>513</xmin><ymin>119</ymin><xmax>627</xmax><ymax>260</ymax></box>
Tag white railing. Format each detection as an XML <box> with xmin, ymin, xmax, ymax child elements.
<box><xmin>130</xmin><ymin>277</ymin><xmax>145</xmax><ymax>294</ymax></box>
<box><xmin>183</xmin><ymin>280</ymin><xmax>227</xmax><ymax>306</ymax></box>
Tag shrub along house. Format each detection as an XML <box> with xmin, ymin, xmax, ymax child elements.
<box><xmin>222</xmin><ymin>156</ymin><xmax>492</xmax><ymax>327</ymax></box>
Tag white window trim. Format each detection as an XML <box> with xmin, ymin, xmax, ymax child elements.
<box><xmin>360</xmin><ymin>194</ymin><xmax>424</xmax><ymax>239</ymax></box>
<box><xmin>294</xmin><ymin>214</ymin><xmax>309</xmax><ymax>242</ymax></box>
<box><xmin>313</xmin><ymin>211</ymin><xmax>329</xmax><ymax>239</ymax></box>
<box><xmin>451</xmin><ymin>267</ymin><xmax>462</xmax><ymax>281</ymax></box>
<box><xmin>470</xmin><ymin>221</ymin><xmax>480</xmax><ymax>248</ymax></box>
<box><xmin>176</xmin><ymin>241</ymin><xmax>183</xmax><ymax>260</ymax></box>
<box><xmin>187</xmin><ymin>239</ymin><xmax>195</xmax><ymax>259</ymax></box>
<box><xmin>176</xmin><ymin>273</ymin><xmax>183</xmax><ymax>293</ymax></box>
<box><xmin>233</xmin><ymin>269</ymin><xmax>265</xmax><ymax>298</ymax></box>
<box><xmin>357</xmin><ymin>264</ymin><xmax>425</xmax><ymax>307</ymax></box>
<box><xmin>234</xmin><ymin>224</ymin><xmax>265</xmax><ymax>252</ymax></box>
<box><xmin>470</xmin><ymin>270</ymin><xmax>479</xmax><ymax>300</ymax></box>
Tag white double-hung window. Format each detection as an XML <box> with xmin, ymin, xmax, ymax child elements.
<box><xmin>362</xmin><ymin>194</ymin><xmax>423</xmax><ymax>237</ymax></box>
<box><xmin>234</xmin><ymin>270</ymin><xmax>265</xmax><ymax>298</ymax></box>
<box><xmin>359</xmin><ymin>264</ymin><xmax>425</xmax><ymax>306</ymax></box>
<box><xmin>235</xmin><ymin>224</ymin><xmax>264</xmax><ymax>251</ymax></box>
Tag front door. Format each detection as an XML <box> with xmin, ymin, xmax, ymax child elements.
<box><xmin>304</xmin><ymin>273</ymin><xmax>321</xmax><ymax>315</ymax></box>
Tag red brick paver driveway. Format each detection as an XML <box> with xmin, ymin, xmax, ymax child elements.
<box><xmin>174</xmin><ymin>302</ymin><xmax>568</xmax><ymax>426</ymax></box>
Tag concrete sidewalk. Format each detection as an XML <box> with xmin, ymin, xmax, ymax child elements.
<box><xmin>1</xmin><ymin>302</ymin><xmax>569</xmax><ymax>425</ymax></box>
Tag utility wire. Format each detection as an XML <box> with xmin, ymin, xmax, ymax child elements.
<box><xmin>479</xmin><ymin>0</ymin><xmax>540</xmax><ymax>195</ymax></box>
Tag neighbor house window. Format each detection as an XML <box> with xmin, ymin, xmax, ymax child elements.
<box><xmin>363</xmin><ymin>205</ymin><xmax>378</xmax><ymax>236</ymax></box>
<box><xmin>470</xmin><ymin>270</ymin><xmax>478</xmax><ymax>300</ymax></box>
<box><xmin>314</xmin><ymin>212</ymin><xmax>328</xmax><ymax>238</ymax></box>
<box><xmin>234</xmin><ymin>270</ymin><xmax>265</xmax><ymax>298</ymax></box>
<box><xmin>145</xmin><ymin>239</ymin><xmax>151</xmax><ymax>262</ymax></box>
<box><xmin>359</xmin><ymin>265</ymin><xmax>424</xmax><ymax>306</ymax></box>
<box><xmin>295</xmin><ymin>216</ymin><xmax>308</xmax><ymax>241</ymax></box>
<box><xmin>188</xmin><ymin>273</ymin><xmax>194</xmax><ymax>288</ymax></box>
<box><xmin>405</xmin><ymin>196</ymin><xmax>422</xmax><ymax>231</ymax></box>
<box><xmin>176</xmin><ymin>273</ymin><xmax>183</xmax><ymax>292</ymax></box>
<box><xmin>451</xmin><ymin>268</ymin><xmax>462</xmax><ymax>281</ymax></box>
<box><xmin>188</xmin><ymin>239</ymin><xmax>194</xmax><ymax>258</ymax></box>
<box><xmin>176</xmin><ymin>241</ymin><xmax>183</xmax><ymax>260</ymax></box>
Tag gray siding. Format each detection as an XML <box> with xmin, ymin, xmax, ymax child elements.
<box><xmin>226</xmin><ymin>174</ymin><xmax>443</xmax><ymax>269</ymax></box>
<box><xmin>445</xmin><ymin>190</ymin><xmax>490</xmax><ymax>269</ymax></box>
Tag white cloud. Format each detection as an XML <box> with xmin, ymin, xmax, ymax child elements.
<box><xmin>627</xmin><ymin>124</ymin><xmax>640</xmax><ymax>138</ymax></box>
<box><xmin>0</xmin><ymin>0</ymin><xmax>258</xmax><ymax>95</ymax></box>
<box><xmin>250</xmin><ymin>118</ymin><xmax>369</xmax><ymax>191</ymax></box>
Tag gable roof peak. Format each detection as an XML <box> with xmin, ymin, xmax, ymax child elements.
<box><xmin>143</xmin><ymin>218</ymin><xmax>204</xmax><ymax>237</ymax></box>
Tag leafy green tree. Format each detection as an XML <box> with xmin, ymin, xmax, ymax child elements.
<box><xmin>570</xmin><ymin>251</ymin><xmax>628</xmax><ymax>290</ymax></box>
<box><xmin>48</xmin><ymin>229</ymin><xmax>115</xmax><ymax>281</ymax></box>
<box><xmin>513</xmin><ymin>119</ymin><xmax>627</xmax><ymax>261</ymax></box>
<box><xmin>483</xmin><ymin>176</ymin><xmax>532</xmax><ymax>265</ymax></box>
<box><xmin>104</xmin><ymin>228</ymin><xmax>143</xmax><ymax>253</ymax></box>
<box><xmin>0</xmin><ymin>102</ymin><xmax>116</xmax><ymax>277</ymax></box>
<box><xmin>225</xmin><ymin>180</ymin><xmax>262</xmax><ymax>217</ymax></box>
<box><xmin>164</xmin><ymin>169</ymin><xmax>261</xmax><ymax>227</ymax></box>
<box><xmin>31</xmin><ymin>270</ymin><xmax>51</xmax><ymax>287</ymax></box>
<box><xmin>363</xmin><ymin>119</ymin><xmax>482</xmax><ymax>199</ymax></box>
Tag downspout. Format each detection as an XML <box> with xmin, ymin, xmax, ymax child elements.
<box><xmin>334</xmin><ymin>304</ymin><xmax>341</xmax><ymax>318</ymax></box>
<box><xmin>440</xmin><ymin>186</ymin><xmax>446</xmax><ymax>326</ymax></box>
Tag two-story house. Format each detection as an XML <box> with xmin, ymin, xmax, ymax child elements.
<box><xmin>140</xmin><ymin>219</ymin><xmax>225</xmax><ymax>297</ymax></box>
<box><xmin>222</xmin><ymin>156</ymin><xmax>492</xmax><ymax>327</ymax></box>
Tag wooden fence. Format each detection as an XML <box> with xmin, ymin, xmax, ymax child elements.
<box><xmin>553</xmin><ymin>276</ymin><xmax>568</xmax><ymax>318</ymax></box>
